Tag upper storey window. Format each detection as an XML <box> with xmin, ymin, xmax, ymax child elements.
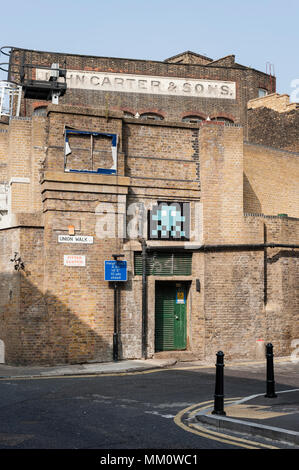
<box><xmin>123</xmin><ymin>111</ymin><xmax>135</xmax><ymax>118</ymax></box>
<box><xmin>140</xmin><ymin>113</ymin><xmax>164</xmax><ymax>121</ymax></box>
<box><xmin>211</xmin><ymin>116</ymin><xmax>234</xmax><ymax>123</ymax></box>
<box><xmin>258</xmin><ymin>88</ymin><xmax>268</xmax><ymax>98</ymax></box>
<box><xmin>33</xmin><ymin>106</ymin><xmax>47</xmax><ymax>116</ymax></box>
<box><xmin>182</xmin><ymin>115</ymin><xmax>204</xmax><ymax>123</ymax></box>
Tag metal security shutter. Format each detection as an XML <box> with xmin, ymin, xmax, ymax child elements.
<box><xmin>155</xmin><ymin>285</ymin><xmax>175</xmax><ymax>351</ymax></box>
<box><xmin>134</xmin><ymin>252</ymin><xmax>192</xmax><ymax>276</ymax></box>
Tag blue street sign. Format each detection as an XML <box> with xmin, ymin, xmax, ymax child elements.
<box><xmin>105</xmin><ymin>260</ymin><xmax>127</xmax><ymax>281</ymax></box>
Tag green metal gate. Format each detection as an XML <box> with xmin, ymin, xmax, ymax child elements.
<box><xmin>155</xmin><ymin>283</ymin><xmax>187</xmax><ymax>351</ymax></box>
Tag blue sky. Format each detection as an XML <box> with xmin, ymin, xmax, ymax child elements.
<box><xmin>1</xmin><ymin>0</ymin><xmax>298</xmax><ymax>96</ymax></box>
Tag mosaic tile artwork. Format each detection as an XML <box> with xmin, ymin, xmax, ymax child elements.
<box><xmin>148</xmin><ymin>202</ymin><xmax>189</xmax><ymax>240</ymax></box>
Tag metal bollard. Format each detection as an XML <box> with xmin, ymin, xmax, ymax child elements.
<box><xmin>212</xmin><ymin>351</ymin><xmax>226</xmax><ymax>415</ymax></box>
<box><xmin>265</xmin><ymin>343</ymin><xmax>277</xmax><ymax>398</ymax></box>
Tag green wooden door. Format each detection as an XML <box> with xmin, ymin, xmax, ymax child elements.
<box><xmin>155</xmin><ymin>283</ymin><xmax>187</xmax><ymax>351</ymax></box>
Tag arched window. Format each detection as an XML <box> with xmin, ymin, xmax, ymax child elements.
<box><xmin>211</xmin><ymin>116</ymin><xmax>234</xmax><ymax>123</ymax></box>
<box><xmin>182</xmin><ymin>115</ymin><xmax>204</xmax><ymax>123</ymax></box>
<box><xmin>140</xmin><ymin>112</ymin><xmax>164</xmax><ymax>121</ymax></box>
<box><xmin>123</xmin><ymin>111</ymin><xmax>135</xmax><ymax>118</ymax></box>
<box><xmin>33</xmin><ymin>106</ymin><xmax>47</xmax><ymax>116</ymax></box>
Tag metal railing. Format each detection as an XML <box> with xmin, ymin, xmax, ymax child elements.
<box><xmin>0</xmin><ymin>81</ymin><xmax>22</xmax><ymax>118</ymax></box>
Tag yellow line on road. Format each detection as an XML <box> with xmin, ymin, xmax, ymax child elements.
<box><xmin>0</xmin><ymin>368</ymin><xmax>170</xmax><ymax>381</ymax></box>
<box><xmin>0</xmin><ymin>356</ymin><xmax>295</xmax><ymax>381</ymax></box>
<box><xmin>174</xmin><ymin>400</ymin><xmax>279</xmax><ymax>449</ymax></box>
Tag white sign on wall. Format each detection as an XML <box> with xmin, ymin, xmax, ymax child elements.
<box><xmin>58</xmin><ymin>235</ymin><xmax>93</xmax><ymax>244</ymax></box>
<box><xmin>64</xmin><ymin>255</ymin><xmax>86</xmax><ymax>267</ymax></box>
<box><xmin>36</xmin><ymin>69</ymin><xmax>236</xmax><ymax>99</ymax></box>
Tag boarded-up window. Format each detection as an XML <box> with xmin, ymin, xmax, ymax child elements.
<box><xmin>64</xmin><ymin>129</ymin><xmax>117</xmax><ymax>174</ymax></box>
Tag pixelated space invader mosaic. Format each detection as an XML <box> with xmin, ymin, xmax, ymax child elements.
<box><xmin>148</xmin><ymin>202</ymin><xmax>190</xmax><ymax>240</ymax></box>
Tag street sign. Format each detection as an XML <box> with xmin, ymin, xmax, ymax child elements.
<box><xmin>105</xmin><ymin>260</ymin><xmax>127</xmax><ymax>281</ymax></box>
<box><xmin>64</xmin><ymin>255</ymin><xmax>86</xmax><ymax>267</ymax></box>
<box><xmin>58</xmin><ymin>235</ymin><xmax>94</xmax><ymax>244</ymax></box>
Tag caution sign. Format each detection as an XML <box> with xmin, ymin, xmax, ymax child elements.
<box><xmin>176</xmin><ymin>289</ymin><xmax>185</xmax><ymax>304</ymax></box>
<box><xmin>64</xmin><ymin>255</ymin><xmax>86</xmax><ymax>267</ymax></box>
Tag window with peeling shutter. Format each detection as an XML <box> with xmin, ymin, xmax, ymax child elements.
<box><xmin>134</xmin><ymin>252</ymin><xmax>192</xmax><ymax>276</ymax></box>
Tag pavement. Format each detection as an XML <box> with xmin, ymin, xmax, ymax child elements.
<box><xmin>0</xmin><ymin>357</ymin><xmax>298</xmax><ymax>448</ymax></box>
<box><xmin>0</xmin><ymin>358</ymin><xmax>177</xmax><ymax>378</ymax></box>
<box><xmin>194</xmin><ymin>389</ymin><xmax>299</xmax><ymax>447</ymax></box>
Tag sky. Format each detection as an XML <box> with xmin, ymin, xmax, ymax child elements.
<box><xmin>0</xmin><ymin>0</ymin><xmax>298</xmax><ymax>98</ymax></box>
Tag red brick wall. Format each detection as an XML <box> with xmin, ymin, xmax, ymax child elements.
<box><xmin>9</xmin><ymin>47</ymin><xmax>274</xmax><ymax>132</ymax></box>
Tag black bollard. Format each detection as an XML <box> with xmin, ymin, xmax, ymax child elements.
<box><xmin>212</xmin><ymin>351</ymin><xmax>226</xmax><ymax>416</ymax></box>
<box><xmin>265</xmin><ymin>343</ymin><xmax>277</xmax><ymax>398</ymax></box>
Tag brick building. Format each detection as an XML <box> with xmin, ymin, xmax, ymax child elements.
<box><xmin>0</xmin><ymin>47</ymin><xmax>298</xmax><ymax>365</ymax></box>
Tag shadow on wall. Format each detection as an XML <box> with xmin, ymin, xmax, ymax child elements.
<box><xmin>0</xmin><ymin>339</ymin><xmax>4</xmax><ymax>363</ymax></box>
<box><xmin>243</xmin><ymin>173</ymin><xmax>262</xmax><ymax>214</ymax></box>
<box><xmin>267</xmin><ymin>250</ymin><xmax>299</xmax><ymax>264</ymax></box>
<box><xmin>0</xmin><ymin>271</ymin><xmax>113</xmax><ymax>366</ymax></box>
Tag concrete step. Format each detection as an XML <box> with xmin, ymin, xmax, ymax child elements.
<box><xmin>153</xmin><ymin>351</ymin><xmax>199</xmax><ymax>362</ymax></box>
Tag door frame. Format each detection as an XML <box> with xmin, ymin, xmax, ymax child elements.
<box><xmin>151</xmin><ymin>279</ymin><xmax>191</xmax><ymax>354</ymax></box>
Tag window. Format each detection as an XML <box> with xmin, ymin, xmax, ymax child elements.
<box><xmin>64</xmin><ymin>129</ymin><xmax>118</xmax><ymax>175</ymax></box>
<box><xmin>258</xmin><ymin>88</ymin><xmax>268</xmax><ymax>98</ymax></box>
<box><xmin>123</xmin><ymin>111</ymin><xmax>135</xmax><ymax>118</ymax></box>
<box><xmin>148</xmin><ymin>201</ymin><xmax>190</xmax><ymax>240</ymax></box>
<box><xmin>182</xmin><ymin>115</ymin><xmax>204</xmax><ymax>123</ymax></box>
<box><xmin>140</xmin><ymin>112</ymin><xmax>164</xmax><ymax>121</ymax></box>
<box><xmin>134</xmin><ymin>251</ymin><xmax>192</xmax><ymax>276</ymax></box>
<box><xmin>211</xmin><ymin>116</ymin><xmax>234</xmax><ymax>123</ymax></box>
<box><xmin>33</xmin><ymin>106</ymin><xmax>47</xmax><ymax>116</ymax></box>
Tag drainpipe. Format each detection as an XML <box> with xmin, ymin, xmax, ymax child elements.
<box><xmin>141</xmin><ymin>238</ymin><xmax>147</xmax><ymax>359</ymax></box>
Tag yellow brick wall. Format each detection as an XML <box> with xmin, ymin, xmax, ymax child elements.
<box><xmin>244</xmin><ymin>143</ymin><xmax>299</xmax><ymax>218</ymax></box>
<box><xmin>200</xmin><ymin>123</ymin><xmax>244</xmax><ymax>244</ymax></box>
<box><xmin>0</xmin><ymin>106</ymin><xmax>298</xmax><ymax>365</ymax></box>
<box><xmin>248</xmin><ymin>93</ymin><xmax>297</xmax><ymax>113</ymax></box>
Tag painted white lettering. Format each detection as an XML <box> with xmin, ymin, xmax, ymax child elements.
<box><xmin>66</xmin><ymin>73</ymin><xmax>73</xmax><ymax>86</ymax></box>
<box><xmin>114</xmin><ymin>77</ymin><xmax>124</xmax><ymax>87</ymax></box>
<box><xmin>75</xmin><ymin>74</ymin><xmax>85</xmax><ymax>85</ymax></box>
<box><xmin>101</xmin><ymin>77</ymin><xmax>111</xmax><ymax>87</ymax></box>
<box><xmin>195</xmin><ymin>83</ymin><xmax>204</xmax><ymax>94</ymax></box>
<box><xmin>90</xmin><ymin>75</ymin><xmax>100</xmax><ymax>86</ymax></box>
<box><xmin>183</xmin><ymin>82</ymin><xmax>192</xmax><ymax>93</ymax></box>
<box><xmin>220</xmin><ymin>84</ymin><xmax>229</xmax><ymax>95</ymax></box>
<box><xmin>126</xmin><ymin>78</ymin><xmax>136</xmax><ymax>89</ymax></box>
<box><xmin>138</xmin><ymin>79</ymin><xmax>147</xmax><ymax>90</ymax></box>
<box><xmin>151</xmin><ymin>80</ymin><xmax>160</xmax><ymax>90</ymax></box>
<box><xmin>35</xmin><ymin>68</ymin><xmax>236</xmax><ymax>99</ymax></box>
<box><xmin>168</xmin><ymin>82</ymin><xmax>176</xmax><ymax>92</ymax></box>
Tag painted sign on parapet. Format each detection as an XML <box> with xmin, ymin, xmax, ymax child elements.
<box><xmin>36</xmin><ymin>69</ymin><xmax>236</xmax><ymax>99</ymax></box>
<box><xmin>64</xmin><ymin>255</ymin><xmax>86</xmax><ymax>267</ymax></box>
<box><xmin>58</xmin><ymin>235</ymin><xmax>94</xmax><ymax>244</ymax></box>
<box><xmin>105</xmin><ymin>260</ymin><xmax>127</xmax><ymax>281</ymax></box>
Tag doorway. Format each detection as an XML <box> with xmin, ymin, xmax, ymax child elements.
<box><xmin>155</xmin><ymin>282</ymin><xmax>187</xmax><ymax>352</ymax></box>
